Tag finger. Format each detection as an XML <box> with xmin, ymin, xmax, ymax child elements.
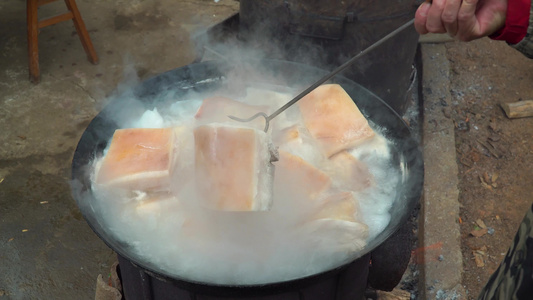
<box><xmin>442</xmin><ymin>0</ymin><xmax>461</xmax><ymax>36</ymax></box>
<box><xmin>457</xmin><ymin>0</ymin><xmax>479</xmax><ymax>40</ymax></box>
<box><xmin>414</xmin><ymin>2</ymin><xmax>431</xmax><ymax>34</ymax></box>
<box><xmin>426</xmin><ymin>0</ymin><xmax>447</xmax><ymax>33</ymax></box>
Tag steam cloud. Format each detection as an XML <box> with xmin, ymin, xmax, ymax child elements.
<box><xmin>69</xmin><ymin>15</ymin><xmax>418</xmax><ymax>285</ymax></box>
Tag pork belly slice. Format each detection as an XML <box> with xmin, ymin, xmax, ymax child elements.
<box><xmin>301</xmin><ymin>192</ymin><xmax>369</xmax><ymax>252</ymax></box>
<box><xmin>244</xmin><ymin>87</ymin><xmax>298</xmax><ymax>131</ymax></box>
<box><xmin>326</xmin><ymin>151</ymin><xmax>374</xmax><ymax>191</ymax></box>
<box><xmin>298</xmin><ymin>84</ymin><xmax>375</xmax><ymax>157</ymax></box>
<box><xmin>195</xmin><ymin>96</ymin><xmax>269</xmax><ymax>130</ymax></box>
<box><xmin>274</xmin><ymin>150</ymin><xmax>332</xmax><ymax>204</ymax></box>
<box><xmin>244</xmin><ymin>87</ymin><xmax>291</xmax><ymax>109</ymax></box>
<box><xmin>301</xmin><ymin>218</ymin><xmax>369</xmax><ymax>253</ymax></box>
<box><xmin>274</xmin><ymin>125</ymin><xmax>301</xmax><ymax>146</ymax></box>
<box><xmin>194</xmin><ymin>124</ymin><xmax>276</xmax><ymax>211</ymax></box>
<box><xmin>273</xmin><ymin>125</ymin><xmax>326</xmax><ymax>165</ymax></box>
<box><xmin>95</xmin><ymin>127</ymin><xmax>179</xmax><ymax>191</ymax></box>
<box><xmin>314</xmin><ymin>192</ymin><xmax>360</xmax><ymax>222</ymax></box>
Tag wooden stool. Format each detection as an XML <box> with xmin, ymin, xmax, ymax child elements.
<box><xmin>27</xmin><ymin>0</ymin><xmax>98</xmax><ymax>83</ymax></box>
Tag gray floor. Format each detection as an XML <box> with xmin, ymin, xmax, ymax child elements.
<box><xmin>0</xmin><ymin>1</ymin><xmax>238</xmax><ymax>298</ymax></box>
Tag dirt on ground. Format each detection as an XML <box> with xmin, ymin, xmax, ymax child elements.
<box><xmin>444</xmin><ymin>37</ymin><xmax>533</xmax><ymax>299</ymax></box>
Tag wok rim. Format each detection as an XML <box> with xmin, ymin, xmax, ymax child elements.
<box><xmin>71</xmin><ymin>58</ymin><xmax>424</xmax><ymax>289</ymax></box>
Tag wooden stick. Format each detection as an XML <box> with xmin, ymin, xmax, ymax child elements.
<box><xmin>501</xmin><ymin>100</ymin><xmax>533</xmax><ymax>119</ymax></box>
<box><xmin>38</xmin><ymin>12</ymin><xmax>74</xmax><ymax>28</ymax></box>
<box><xmin>27</xmin><ymin>0</ymin><xmax>40</xmax><ymax>83</ymax></box>
<box><xmin>38</xmin><ymin>0</ymin><xmax>59</xmax><ymax>6</ymax></box>
<box><xmin>476</xmin><ymin>139</ymin><xmax>501</xmax><ymax>159</ymax></box>
<box><xmin>376</xmin><ymin>288</ymin><xmax>412</xmax><ymax>300</ymax></box>
<box><xmin>64</xmin><ymin>0</ymin><xmax>99</xmax><ymax>64</ymax></box>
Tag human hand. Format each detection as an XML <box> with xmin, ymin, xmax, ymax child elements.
<box><xmin>414</xmin><ymin>0</ymin><xmax>508</xmax><ymax>41</ymax></box>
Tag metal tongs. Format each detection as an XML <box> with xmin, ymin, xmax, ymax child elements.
<box><xmin>229</xmin><ymin>18</ymin><xmax>415</xmax><ymax>132</ymax></box>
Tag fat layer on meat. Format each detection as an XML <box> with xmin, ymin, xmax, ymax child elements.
<box><xmin>194</xmin><ymin>124</ymin><xmax>276</xmax><ymax>211</ymax></box>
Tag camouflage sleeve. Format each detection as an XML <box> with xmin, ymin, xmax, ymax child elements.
<box><xmin>510</xmin><ymin>4</ymin><xmax>533</xmax><ymax>58</ymax></box>
<box><xmin>477</xmin><ymin>203</ymin><xmax>533</xmax><ymax>300</ymax></box>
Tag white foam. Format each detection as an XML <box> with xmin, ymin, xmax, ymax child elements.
<box><xmin>166</xmin><ymin>99</ymin><xmax>202</xmax><ymax>127</ymax></box>
<box><xmin>129</xmin><ymin>108</ymin><xmax>165</xmax><ymax>128</ymax></box>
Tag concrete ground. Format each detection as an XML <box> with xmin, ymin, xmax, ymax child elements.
<box><xmin>0</xmin><ymin>1</ymin><xmax>494</xmax><ymax>299</ymax></box>
<box><xmin>418</xmin><ymin>41</ymin><xmax>464</xmax><ymax>300</ymax></box>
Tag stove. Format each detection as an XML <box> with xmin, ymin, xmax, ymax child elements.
<box><xmin>80</xmin><ymin>2</ymin><xmax>423</xmax><ymax>299</ymax></box>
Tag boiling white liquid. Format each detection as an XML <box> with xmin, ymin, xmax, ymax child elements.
<box><xmin>90</xmin><ymin>87</ymin><xmax>400</xmax><ymax>285</ymax></box>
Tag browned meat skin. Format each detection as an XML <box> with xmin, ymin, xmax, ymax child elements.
<box><xmin>298</xmin><ymin>84</ymin><xmax>375</xmax><ymax>157</ymax></box>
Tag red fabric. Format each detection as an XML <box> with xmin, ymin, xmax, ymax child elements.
<box><xmin>489</xmin><ymin>0</ymin><xmax>531</xmax><ymax>44</ymax></box>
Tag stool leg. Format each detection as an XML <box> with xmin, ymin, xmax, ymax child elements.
<box><xmin>27</xmin><ymin>0</ymin><xmax>40</xmax><ymax>83</ymax></box>
<box><xmin>64</xmin><ymin>0</ymin><xmax>98</xmax><ymax>64</ymax></box>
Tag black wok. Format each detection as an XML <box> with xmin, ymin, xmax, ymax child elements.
<box><xmin>71</xmin><ymin>59</ymin><xmax>423</xmax><ymax>294</ymax></box>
